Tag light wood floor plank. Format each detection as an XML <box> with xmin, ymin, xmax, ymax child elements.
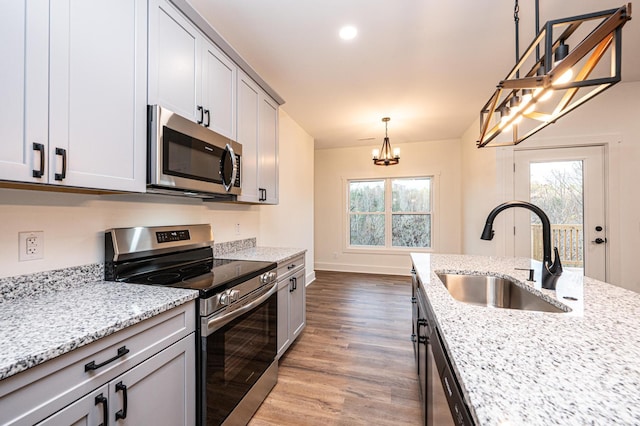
<box><xmin>248</xmin><ymin>271</ymin><xmax>422</xmax><ymax>425</ymax></box>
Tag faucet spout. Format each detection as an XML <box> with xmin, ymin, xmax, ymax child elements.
<box><xmin>480</xmin><ymin>201</ymin><xmax>563</xmax><ymax>290</ymax></box>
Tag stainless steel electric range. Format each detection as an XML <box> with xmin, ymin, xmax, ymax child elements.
<box><xmin>104</xmin><ymin>224</ymin><xmax>278</xmax><ymax>426</ymax></box>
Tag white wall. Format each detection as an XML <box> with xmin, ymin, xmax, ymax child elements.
<box><xmin>0</xmin><ymin>112</ymin><xmax>315</xmax><ymax>280</ymax></box>
<box><xmin>461</xmin><ymin>81</ymin><xmax>640</xmax><ymax>293</ymax></box>
<box><xmin>314</xmin><ymin>139</ymin><xmax>462</xmax><ymax>275</ymax></box>
<box><xmin>259</xmin><ymin>110</ymin><xmax>315</xmax><ymax>282</ymax></box>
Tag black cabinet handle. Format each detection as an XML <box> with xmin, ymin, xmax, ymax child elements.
<box><xmin>54</xmin><ymin>147</ymin><xmax>67</xmax><ymax>181</ymax></box>
<box><xmin>259</xmin><ymin>188</ymin><xmax>267</xmax><ymax>201</ymax></box>
<box><xmin>84</xmin><ymin>346</ymin><xmax>129</xmax><ymax>372</ymax></box>
<box><xmin>115</xmin><ymin>382</ymin><xmax>128</xmax><ymax>420</ymax></box>
<box><xmin>204</xmin><ymin>109</ymin><xmax>210</xmax><ymax>127</ymax></box>
<box><xmin>32</xmin><ymin>143</ymin><xmax>45</xmax><ymax>178</ymax></box>
<box><xmin>197</xmin><ymin>106</ymin><xmax>204</xmax><ymax>124</ymax></box>
<box><xmin>95</xmin><ymin>393</ymin><xmax>108</xmax><ymax>426</ymax></box>
<box><xmin>289</xmin><ymin>277</ymin><xmax>294</xmax><ymax>292</ymax></box>
<box><xmin>287</xmin><ymin>264</ymin><xmax>296</xmax><ymax>270</ymax></box>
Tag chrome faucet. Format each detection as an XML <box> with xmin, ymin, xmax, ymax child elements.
<box><xmin>480</xmin><ymin>201</ymin><xmax>563</xmax><ymax>290</ymax></box>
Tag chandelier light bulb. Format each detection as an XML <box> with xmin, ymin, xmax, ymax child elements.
<box><xmin>372</xmin><ymin>149</ymin><xmax>379</xmax><ymax>159</ymax></box>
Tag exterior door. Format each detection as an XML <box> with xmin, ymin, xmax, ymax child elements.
<box><xmin>514</xmin><ymin>146</ymin><xmax>607</xmax><ymax>281</ymax></box>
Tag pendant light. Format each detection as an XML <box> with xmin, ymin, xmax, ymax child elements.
<box><xmin>372</xmin><ymin>117</ymin><xmax>400</xmax><ymax>166</ymax></box>
<box><xmin>477</xmin><ymin>2</ymin><xmax>632</xmax><ymax>148</ymax></box>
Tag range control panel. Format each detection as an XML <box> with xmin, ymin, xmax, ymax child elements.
<box><xmin>156</xmin><ymin>230</ymin><xmax>191</xmax><ymax>243</ymax></box>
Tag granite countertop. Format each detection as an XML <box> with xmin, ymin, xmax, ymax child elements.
<box><xmin>217</xmin><ymin>246</ymin><xmax>306</xmax><ymax>264</ymax></box>
<box><xmin>411</xmin><ymin>253</ymin><xmax>640</xmax><ymax>425</ymax></box>
<box><xmin>0</xmin><ymin>265</ymin><xmax>198</xmax><ymax>381</ymax></box>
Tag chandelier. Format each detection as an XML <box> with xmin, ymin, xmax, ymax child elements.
<box><xmin>372</xmin><ymin>117</ymin><xmax>400</xmax><ymax>166</ymax></box>
<box><xmin>477</xmin><ymin>2</ymin><xmax>632</xmax><ymax>148</ymax></box>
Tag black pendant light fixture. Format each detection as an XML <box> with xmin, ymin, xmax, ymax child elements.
<box><xmin>477</xmin><ymin>1</ymin><xmax>632</xmax><ymax>148</ymax></box>
<box><xmin>372</xmin><ymin>117</ymin><xmax>400</xmax><ymax>166</ymax></box>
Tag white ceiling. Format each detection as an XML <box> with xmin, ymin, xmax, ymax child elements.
<box><xmin>188</xmin><ymin>0</ymin><xmax>638</xmax><ymax>149</ymax></box>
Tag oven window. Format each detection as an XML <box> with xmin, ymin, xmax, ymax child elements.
<box><xmin>204</xmin><ymin>293</ymin><xmax>277</xmax><ymax>425</ymax></box>
<box><xmin>163</xmin><ymin>126</ymin><xmax>222</xmax><ymax>183</ymax></box>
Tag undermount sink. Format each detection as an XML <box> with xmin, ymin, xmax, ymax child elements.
<box><xmin>436</xmin><ymin>273</ymin><xmax>569</xmax><ymax>313</ymax></box>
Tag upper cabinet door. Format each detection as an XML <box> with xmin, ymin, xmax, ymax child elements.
<box><xmin>48</xmin><ymin>0</ymin><xmax>147</xmax><ymax>191</ymax></box>
<box><xmin>202</xmin><ymin>41</ymin><xmax>237</xmax><ymax>140</ymax></box>
<box><xmin>236</xmin><ymin>72</ymin><xmax>260</xmax><ymax>203</ymax></box>
<box><xmin>259</xmin><ymin>95</ymin><xmax>279</xmax><ymax>204</ymax></box>
<box><xmin>0</xmin><ymin>0</ymin><xmax>48</xmax><ymax>183</ymax></box>
<box><xmin>148</xmin><ymin>0</ymin><xmax>201</xmax><ymax>122</ymax></box>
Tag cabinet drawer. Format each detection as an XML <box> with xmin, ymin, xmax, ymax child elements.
<box><xmin>0</xmin><ymin>301</ymin><xmax>195</xmax><ymax>426</ymax></box>
<box><xmin>277</xmin><ymin>254</ymin><xmax>305</xmax><ymax>281</ymax></box>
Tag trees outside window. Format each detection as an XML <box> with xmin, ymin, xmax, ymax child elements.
<box><xmin>348</xmin><ymin>177</ymin><xmax>432</xmax><ymax>249</ymax></box>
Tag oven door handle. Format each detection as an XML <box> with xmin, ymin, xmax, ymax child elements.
<box><xmin>204</xmin><ymin>282</ymin><xmax>278</xmax><ymax>336</ymax></box>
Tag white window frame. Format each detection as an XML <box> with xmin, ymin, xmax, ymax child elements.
<box><xmin>343</xmin><ymin>175</ymin><xmax>437</xmax><ymax>254</ymax></box>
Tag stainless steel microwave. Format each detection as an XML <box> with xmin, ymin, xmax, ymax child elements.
<box><xmin>147</xmin><ymin>105</ymin><xmax>241</xmax><ymax>200</ymax></box>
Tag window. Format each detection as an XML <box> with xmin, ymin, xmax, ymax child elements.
<box><xmin>348</xmin><ymin>177</ymin><xmax>432</xmax><ymax>249</ymax></box>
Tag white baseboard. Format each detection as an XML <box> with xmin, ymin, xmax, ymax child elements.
<box><xmin>305</xmin><ymin>270</ymin><xmax>316</xmax><ymax>286</ymax></box>
<box><xmin>314</xmin><ymin>262</ymin><xmax>411</xmax><ymax>276</ymax></box>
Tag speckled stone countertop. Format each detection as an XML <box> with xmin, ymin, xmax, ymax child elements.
<box><xmin>217</xmin><ymin>247</ymin><xmax>306</xmax><ymax>264</ymax></box>
<box><xmin>411</xmin><ymin>253</ymin><xmax>640</xmax><ymax>426</ymax></box>
<box><xmin>0</xmin><ymin>264</ymin><xmax>198</xmax><ymax>381</ymax></box>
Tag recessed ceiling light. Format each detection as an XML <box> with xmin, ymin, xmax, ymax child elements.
<box><xmin>339</xmin><ymin>26</ymin><xmax>357</xmax><ymax>41</ymax></box>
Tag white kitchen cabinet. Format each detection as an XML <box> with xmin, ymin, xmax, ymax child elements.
<box><xmin>105</xmin><ymin>337</ymin><xmax>194</xmax><ymax>425</ymax></box>
<box><xmin>0</xmin><ymin>302</ymin><xmax>196</xmax><ymax>426</ymax></box>
<box><xmin>149</xmin><ymin>0</ymin><xmax>236</xmax><ymax>139</ymax></box>
<box><xmin>36</xmin><ymin>385</ymin><xmax>108</xmax><ymax>426</ymax></box>
<box><xmin>276</xmin><ymin>255</ymin><xmax>306</xmax><ymax>358</ymax></box>
<box><xmin>37</xmin><ymin>338</ymin><xmax>194</xmax><ymax>426</ymax></box>
<box><xmin>0</xmin><ymin>0</ymin><xmax>147</xmax><ymax>192</ymax></box>
<box><xmin>0</xmin><ymin>0</ymin><xmax>48</xmax><ymax>183</ymax></box>
<box><xmin>237</xmin><ymin>71</ymin><xmax>279</xmax><ymax>204</ymax></box>
<box><xmin>202</xmin><ymin>40</ymin><xmax>237</xmax><ymax>140</ymax></box>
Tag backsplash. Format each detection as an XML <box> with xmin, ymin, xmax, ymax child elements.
<box><xmin>213</xmin><ymin>238</ymin><xmax>256</xmax><ymax>257</ymax></box>
<box><xmin>0</xmin><ymin>238</ymin><xmax>257</xmax><ymax>303</ymax></box>
<box><xmin>0</xmin><ymin>263</ymin><xmax>103</xmax><ymax>303</ymax></box>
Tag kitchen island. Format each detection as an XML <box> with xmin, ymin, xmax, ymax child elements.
<box><xmin>411</xmin><ymin>253</ymin><xmax>640</xmax><ymax>425</ymax></box>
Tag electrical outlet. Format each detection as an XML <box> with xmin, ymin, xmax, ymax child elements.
<box><xmin>235</xmin><ymin>223</ymin><xmax>241</xmax><ymax>235</ymax></box>
<box><xmin>19</xmin><ymin>231</ymin><xmax>44</xmax><ymax>261</ymax></box>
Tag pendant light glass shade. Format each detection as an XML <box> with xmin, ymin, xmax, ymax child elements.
<box><xmin>372</xmin><ymin>117</ymin><xmax>400</xmax><ymax>166</ymax></box>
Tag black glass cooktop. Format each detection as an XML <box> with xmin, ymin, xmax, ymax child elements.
<box><xmin>118</xmin><ymin>248</ymin><xmax>275</xmax><ymax>298</ymax></box>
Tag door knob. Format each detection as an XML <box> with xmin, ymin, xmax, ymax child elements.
<box><xmin>592</xmin><ymin>237</ymin><xmax>607</xmax><ymax>244</ymax></box>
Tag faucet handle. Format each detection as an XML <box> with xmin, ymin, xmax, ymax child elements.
<box><xmin>549</xmin><ymin>247</ymin><xmax>563</xmax><ymax>275</ymax></box>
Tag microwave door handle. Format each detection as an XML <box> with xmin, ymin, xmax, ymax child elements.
<box><xmin>204</xmin><ymin>282</ymin><xmax>277</xmax><ymax>336</ymax></box>
<box><xmin>221</xmin><ymin>144</ymin><xmax>237</xmax><ymax>192</ymax></box>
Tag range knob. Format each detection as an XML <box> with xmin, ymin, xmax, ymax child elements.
<box><xmin>260</xmin><ymin>273</ymin><xmax>270</xmax><ymax>284</ymax></box>
<box><xmin>219</xmin><ymin>292</ymin><xmax>230</xmax><ymax>306</ymax></box>
<box><xmin>230</xmin><ymin>290</ymin><xmax>240</xmax><ymax>302</ymax></box>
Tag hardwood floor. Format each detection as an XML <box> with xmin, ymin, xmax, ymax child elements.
<box><xmin>248</xmin><ymin>271</ymin><xmax>422</xmax><ymax>426</ymax></box>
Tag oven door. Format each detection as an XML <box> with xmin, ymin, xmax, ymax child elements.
<box><xmin>199</xmin><ymin>283</ymin><xmax>277</xmax><ymax>425</ymax></box>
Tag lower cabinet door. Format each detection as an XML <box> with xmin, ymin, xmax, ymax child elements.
<box><xmin>276</xmin><ymin>279</ymin><xmax>291</xmax><ymax>358</ymax></box>
<box><xmin>108</xmin><ymin>335</ymin><xmax>195</xmax><ymax>425</ymax></box>
<box><xmin>36</xmin><ymin>385</ymin><xmax>108</xmax><ymax>426</ymax></box>
<box><xmin>290</xmin><ymin>270</ymin><xmax>306</xmax><ymax>339</ymax></box>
